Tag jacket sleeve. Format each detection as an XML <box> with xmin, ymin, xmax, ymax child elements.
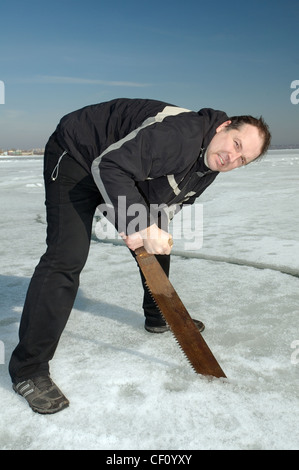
<box><xmin>91</xmin><ymin>112</ymin><xmax>202</xmax><ymax>235</ymax></box>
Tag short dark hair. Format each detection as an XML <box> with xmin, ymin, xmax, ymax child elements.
<box><xmin>227</xmin><ymin>115</ymin><xmax>271</xmax><ymax>158</ymax></box>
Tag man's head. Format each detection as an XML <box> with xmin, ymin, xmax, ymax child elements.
<box><xmin>205</xmin><ymin>115</ymin><xmax>271</xmax><ymax>172</ymax></box>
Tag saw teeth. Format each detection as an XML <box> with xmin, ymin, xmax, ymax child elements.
<box><xmin>174</xmin><ymin>338</ymin><xmax>198</xmax><ymax>373</ymax></box>
<box><xmin>145</xmin><ymin>280</ymin><xmax>197</xmax><ymax>372</ymax></box>
<box><xmin>144</xmin><ymin>282</ymin><xmax>166</xmax><ymax>320</ymax></box>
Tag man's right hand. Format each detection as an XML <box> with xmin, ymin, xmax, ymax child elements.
<box><xmin>120</xmin><ymin>223</ymin><xmax>173</xmax><ymax>255</ymax></box>
<box><xmin>142</xmin><ymin>224</ymin><xmax>173</xmax><ymax>255</ymax></box>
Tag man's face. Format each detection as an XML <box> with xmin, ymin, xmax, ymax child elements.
<box><xmin>205</xmin><ymin>121</ymin><xmax>264</xmax><ymax>172</ymax></box>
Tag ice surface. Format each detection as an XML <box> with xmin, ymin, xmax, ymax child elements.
<box><xmin>0</xmin><ymin>151</ymin><xmax>298</xmax><ymax>450</ymax></box>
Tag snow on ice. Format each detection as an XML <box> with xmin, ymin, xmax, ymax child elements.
<box><xmin>0</xmin><ymin>150</ymin><xmax>298</xmax><ymax>450</ymax></box>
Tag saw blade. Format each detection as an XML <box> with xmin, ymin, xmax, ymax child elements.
<box><xmin>135</xmin><ymin>247</ymin><xmax>226</xmax><ymax>378</ymax></box>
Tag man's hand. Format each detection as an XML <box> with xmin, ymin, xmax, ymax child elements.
<box><xmin>120</xmin><ymin>230</ymin><xmax>144</xmax><ymax>251</ymax></box>
<box><xmin>142</xmin><ymin>224</ymin><xmax>173</xmax><ymax>255</ymax></box>
<box><xmin>120</xmin><ymin>224</ymin><xmax>173</xmax><ymax>255</ymax></box>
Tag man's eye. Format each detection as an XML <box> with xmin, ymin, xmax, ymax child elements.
<box><xmin>234</xmin><ymin>140</ymin><xmax>239</xmax><ymax>148</ymax></box>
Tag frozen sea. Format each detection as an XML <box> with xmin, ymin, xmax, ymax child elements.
<box><xmin>0</xmin><ymin>150</ymin><xmax>298</xmax><ymax>450</ymax></box>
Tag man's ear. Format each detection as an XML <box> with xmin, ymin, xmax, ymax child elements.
<box><xmin>215</xmin><ymin>120</ymin><xmax>231</xmax><ymax>133</ymax></box>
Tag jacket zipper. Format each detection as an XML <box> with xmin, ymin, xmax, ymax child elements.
<box><xmin>51</xmin><ymin>150</ymin><xmax>68</xmax><ymax>181</ymax></box>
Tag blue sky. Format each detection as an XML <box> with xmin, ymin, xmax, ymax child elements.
<box><xmin>0</xmin><ymin>0</ymin><xmax>298</xmax><ymax>148</ymax></box>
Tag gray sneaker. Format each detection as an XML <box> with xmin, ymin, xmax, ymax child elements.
<box><xmin>13</xmin><ymin>375</ymin><xmax>69</xmax><ymax>414</ymax></box>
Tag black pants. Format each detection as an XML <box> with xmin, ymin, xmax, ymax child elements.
<box><xmin>9</xmin><ymin>133</ymin><xmax>169</xmax><ymax>382</ymax></box>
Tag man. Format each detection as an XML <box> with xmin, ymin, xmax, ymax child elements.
<box><xmin>9</xmin><ymin>98</ymin><xmax>271</xmax><ymax>414</ymax></box>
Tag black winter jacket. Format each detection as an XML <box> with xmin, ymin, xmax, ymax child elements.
<box><xmin>55</xmin><ymin>98</ymin><xmax>228</xmax><ymax>234</ymax></box>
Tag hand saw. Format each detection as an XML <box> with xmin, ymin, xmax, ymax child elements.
<box><xmin>135</xmin><ymin>247</ymin><xmax>226</xmax><ymax>378</ymax></box>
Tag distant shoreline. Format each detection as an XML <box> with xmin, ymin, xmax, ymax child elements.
<box><xmin>269</xmin><ymin>145</ymin><xmax>299</xmax><ymax>149</ymax></box>
<box><xmin>1</xmin><ymin>145</ymin><xmax>299</xmax><ymax>158</ymax></box>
